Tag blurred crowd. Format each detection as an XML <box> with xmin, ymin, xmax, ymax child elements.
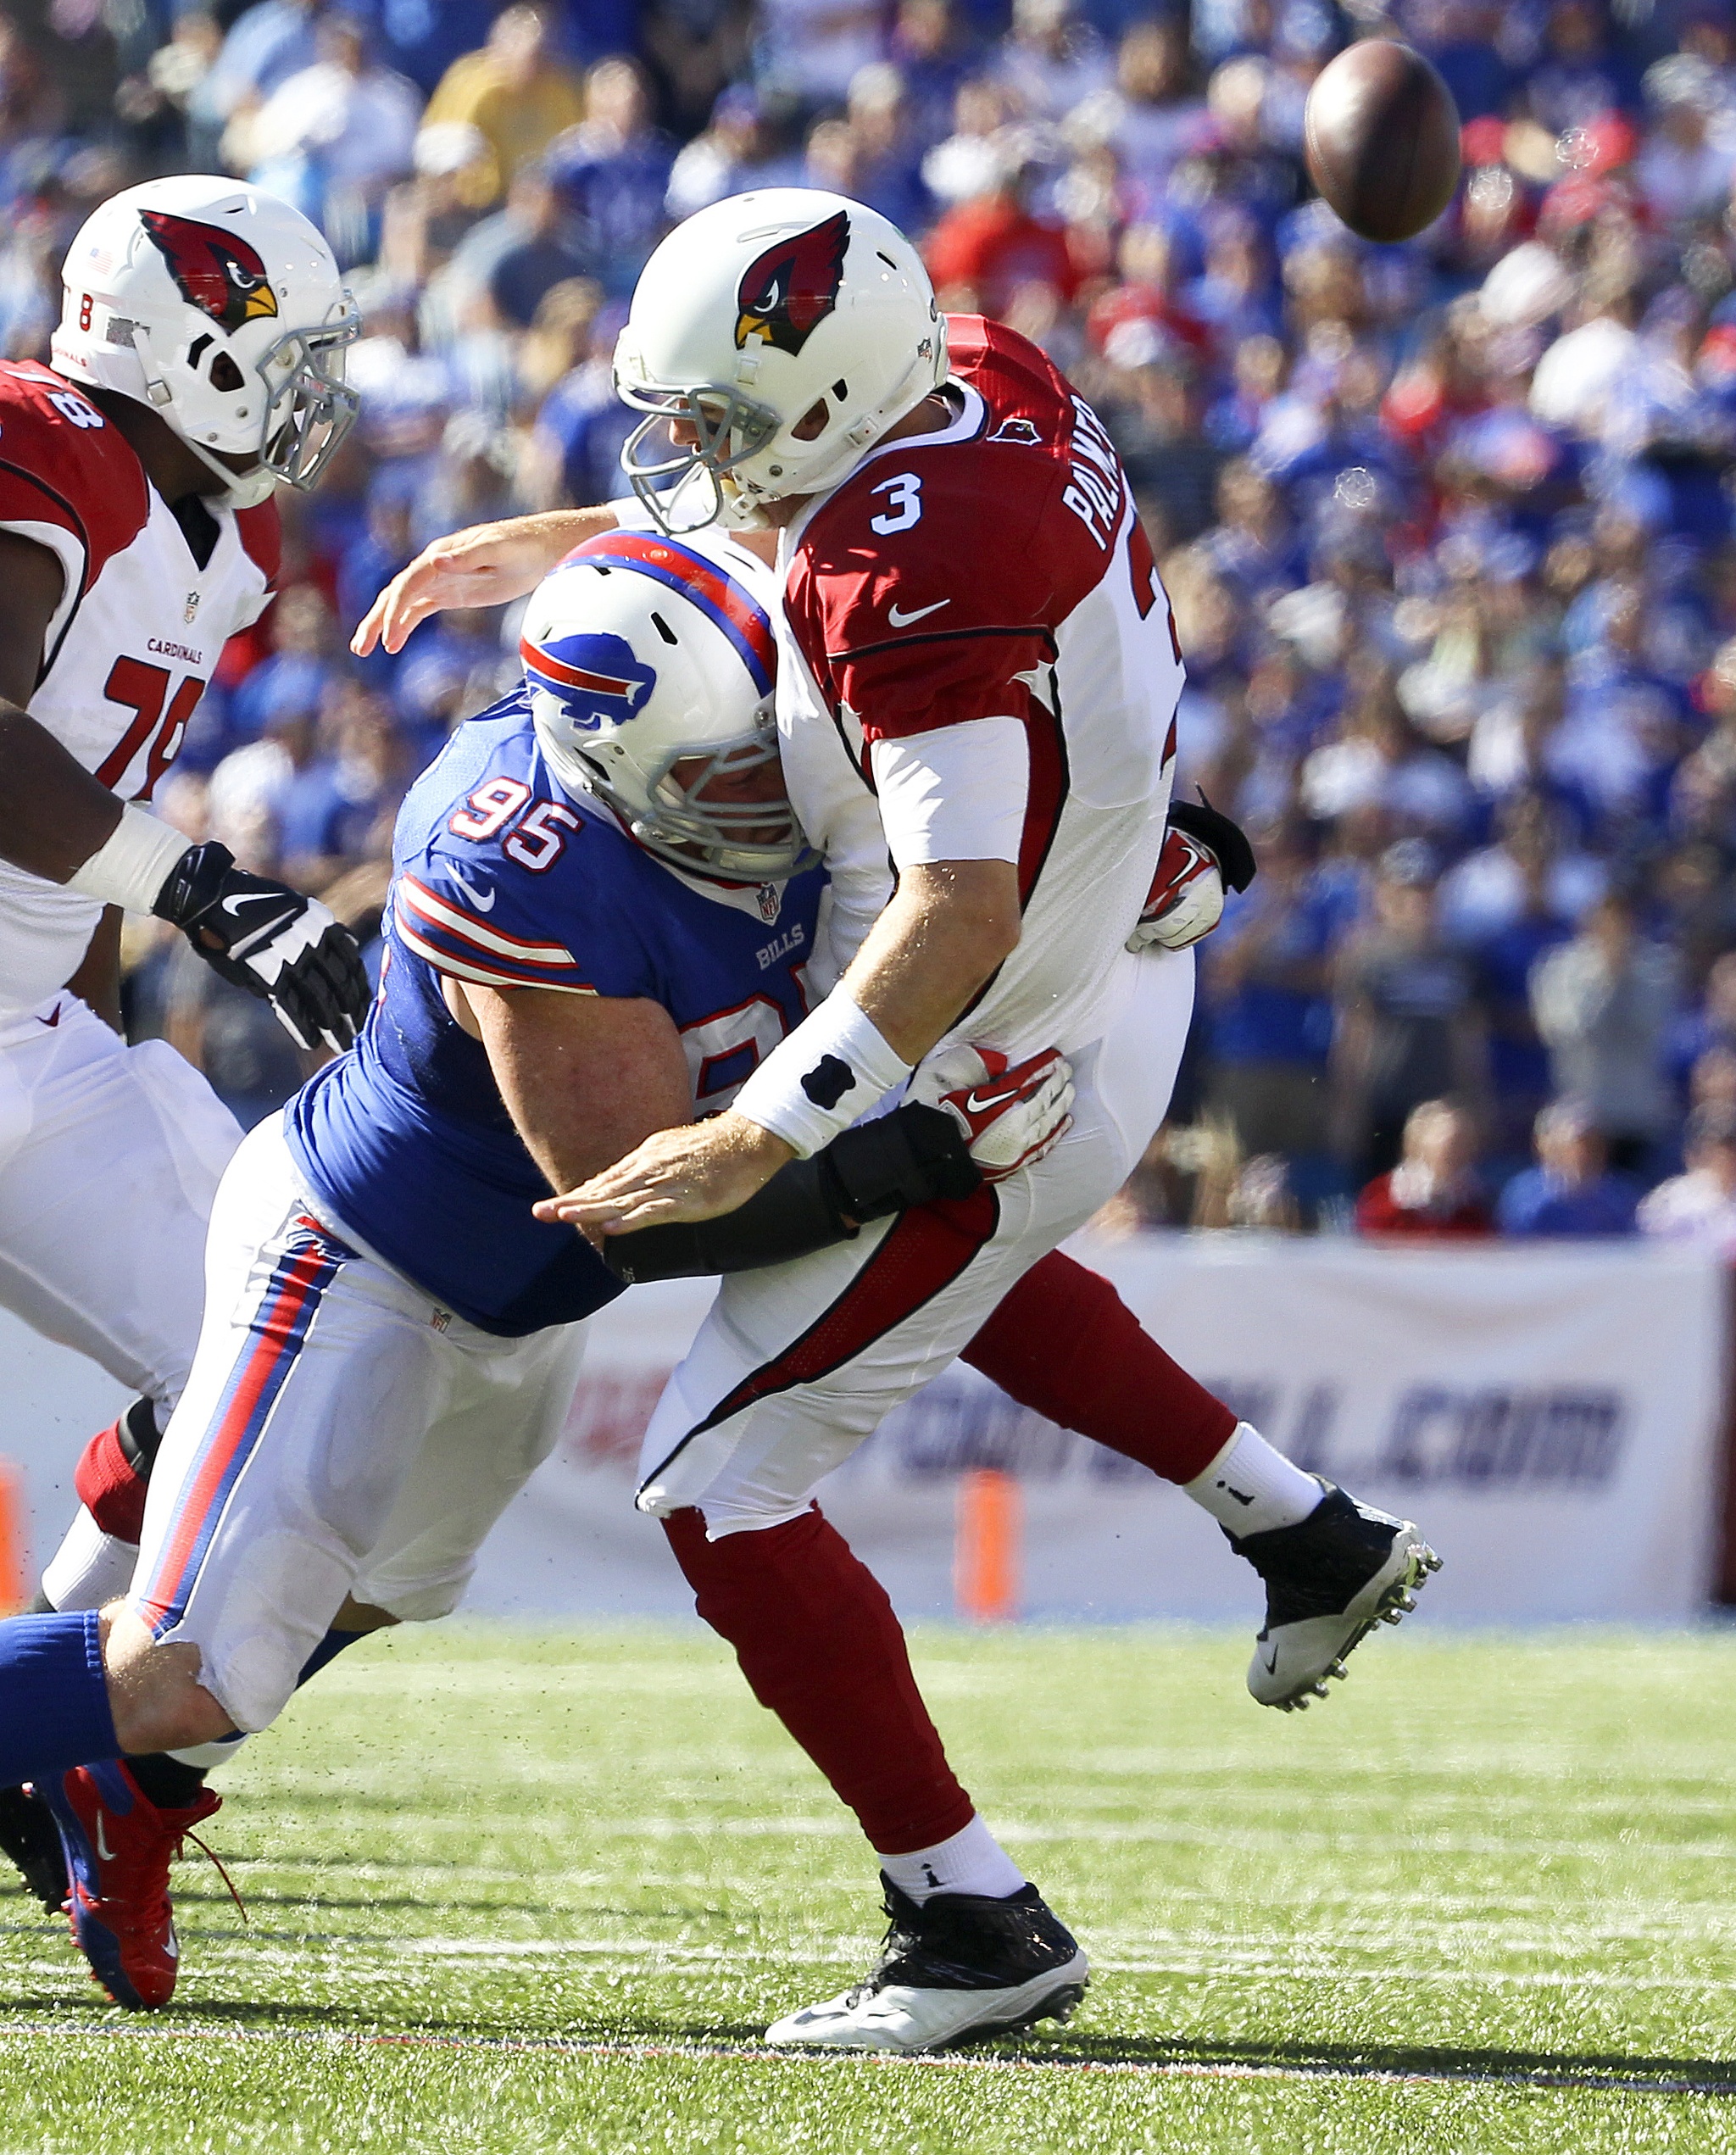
<box><xmin>9</xmin><ymin>0</ymin><xmax>1736</xmax><ymax>1248</ymax></box>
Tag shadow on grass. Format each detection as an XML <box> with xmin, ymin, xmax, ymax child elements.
<box><xmin>971</xmin><ymin>2028</ymin><xmax>1736</xmax><ymax>2093</ymax></box>
<box><xmin>3</xmin><ymin>1991</ymin><xmax>1730</xmax><ymax>2097</ymax></box>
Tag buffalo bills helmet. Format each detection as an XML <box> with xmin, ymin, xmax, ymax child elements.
<box><xmin>520</xmin><ymin>527</ymin><xmax>815</xmax><ymax>883</ymax></box>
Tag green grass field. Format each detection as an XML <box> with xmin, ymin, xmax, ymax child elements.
<box><xmin>0</xmin><ymin>1622</ymin><xmax>1733</xmax><ymax>2154</ymax></box>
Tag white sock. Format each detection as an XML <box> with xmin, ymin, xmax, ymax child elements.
<box><xmin>168</xmin><ymin>1735</ymin><xmax>247</xmax><ymax>1770</ymax></box>
<box><xmin>877</xmin><ymin>1814</ymin><xmax>1027</xmax><ymax>1906</ymax></box>
<box><xmin>1184</xmin><ymin>1422</ymin><xmax>1323</xmax><ymax>1537</ymax></box>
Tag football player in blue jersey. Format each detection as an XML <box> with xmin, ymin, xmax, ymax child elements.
<box><xmin>0</xmin><ymin>526</ymin><xmax>1076</xmax><ymax>2011</ymax></box>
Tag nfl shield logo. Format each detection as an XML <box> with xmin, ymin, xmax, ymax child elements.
<box><xmin>757</xmin><ymin>884</ymin><xmax>781</xmax><ymax>922</ymax></box>
<box><xmin>183</xmin><ymin>590</ymin><xmax>200</xmax><ymax>624</ymax></box>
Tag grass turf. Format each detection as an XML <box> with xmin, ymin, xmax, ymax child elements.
<box><xmin>0</xmin><ymin>1622</ymin><xmax>1733</xmax><ymax>2152</ymax></box>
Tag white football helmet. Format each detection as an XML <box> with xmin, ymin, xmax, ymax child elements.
<box><xmin>52</xmin><ymin>175</ymin><xmax>360</xmax><ymax>510</ymax></box>
<box><xmin>615</xmin><ymin>187</ymin><xmax>947</xmax><ymax>532</ymax></box>
<box><xmin>520</xmin><ymin>528</ymin><xmax>816</xmax><ymax>883</ymax></box>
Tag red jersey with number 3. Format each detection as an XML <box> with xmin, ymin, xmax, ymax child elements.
<box><xmin>775</xmin><ymin>315</ymin><xmax>1185</xmax><ymax>1059</ymax></box>
<box><xmin>0</xmin><ymin>360</ymin><xmax>278</xmax><ymax>1013</ymax></box>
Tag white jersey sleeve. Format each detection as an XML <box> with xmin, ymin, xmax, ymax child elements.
<box><xmin>0</xmin><ymin>361</ymin><xmax>279</xmax><ymax>1015</ymax></box>
<box><xmin>869</xmin><ymin>718</ymin><xmax>1030</xmax><ymax>869</ymax></box>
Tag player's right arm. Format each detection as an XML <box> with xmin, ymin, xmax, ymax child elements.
<box><xmin>351</xmin><ymin>506</ymin><xmax>622</xmax><ymax>658</ymax></box>
<box><xmin>0</xmin><ymin>532</ymin><xmax>127</xmax><ymax>881</ymax></box>
<box><xmin>0</xmin><ymin>528</ymin><xmax>370</xmax><ymax>1055</ymax></box>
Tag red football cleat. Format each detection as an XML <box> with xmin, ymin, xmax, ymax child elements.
<box><xmin>39</xmin><ymin>1762</ymin><xmax>221</xmax><ymax>2008</ymax></box>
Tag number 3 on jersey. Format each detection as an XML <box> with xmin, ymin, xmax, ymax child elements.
<box><xmin>869</xmin><ymin>472</ymin><xmax>922</xmax><ymax>534</ymax></box>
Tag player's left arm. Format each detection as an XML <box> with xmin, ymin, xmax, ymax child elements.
<box><xmin>454</xmin><ymin>977</ymin><xmax>697</xmax><ymax>1194</ymax></box>
<box><xmin>540</xmin><ymin>716</ymin><xmax>1039</xmax><ymax>1233</ymax></box>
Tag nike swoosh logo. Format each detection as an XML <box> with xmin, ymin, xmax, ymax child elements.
<box><xmin>887</xmin><ymin>599</ymin><xmax>950</xmax><ymax>627</ymax></box>
<box><xmin>962</xmin><ymin>1082</ymin><xmax>1023</xmax><ymax>1116</ymax></box>
<box><xmin>37</xmin><ymin>1002</ymin><xmax>60</xmax><ymax>1027</ymax></box>
<box><xmin>164</xmin><ymin>1924</ymin><xmax>178</xmax><ymax>1961</ymax></box>
<box><xmin>95</xmin><ymin>1811</ymin><xmax>114</xmax><ymax>1864</ymax></box>
<box><xmin>450</xmin><ymin>873</ymin><xmax>496</xmax><ymax>913</ymax></box>
<box><xmin>220</xmin><ymin>891</ymin><xmax>286</xmax><ymax>917</ymax></box>
<box><xmin>1262</xmin><ymin>1645</ymin><xmax>1279</xmax><ymax>1674</ymax></box>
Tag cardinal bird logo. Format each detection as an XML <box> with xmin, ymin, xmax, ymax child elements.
<box><xmin>139</xmin><ymin>209</ymin><xmax>279</xmax><ymax>335</ymax></box>
<box><xmin>734</xmin><ymin>211</ymin><xmax>849</xmax><ymax>357</ymax></box>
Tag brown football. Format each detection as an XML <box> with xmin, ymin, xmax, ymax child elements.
<box><xmin>1304</xmin><ymin>39</ymin><xmax>1462</xmax><ymax>244</ymax></box>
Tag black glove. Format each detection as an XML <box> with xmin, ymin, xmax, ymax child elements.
<box><xmin>153</xmin><ymin>841</ymin><xmax>371</xmax><ymax>1055</ymax></box>
<box><xmin>1167</xmin><ymin>794</ymin><xmax>1257</xmax><ymax>893</ymax></box>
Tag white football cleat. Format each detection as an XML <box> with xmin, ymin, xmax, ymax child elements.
<box><xmin>765</xmin><ymin>1879</ymin><xmax>1088</xmax><ymax>2053</ymax></box>
<box><xmin>1229</xmin><ymin>1478</ymin><xmax>1442</xmax><ymax>1710</ymax></box>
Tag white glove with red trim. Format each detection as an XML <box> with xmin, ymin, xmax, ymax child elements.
<box><xmin>1127</xmin><ymin>826</ymin><xmax>1225</xmax><ymax>952</ymax></box>
<box><xmin>912</xmin><ymin>1044</ymin><xmax>1075</xmax><ymax>1183</ymax></box>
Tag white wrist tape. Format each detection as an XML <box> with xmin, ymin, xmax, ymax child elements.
<box><xmin>732</xmin><ymin>992</ymin><xmax>912</xmax><ymax>1159</ymax></box>
<box><xmin>65</xmin><ymin>804</ymin><xmax>189</xmax><ymax>912</ymax></box>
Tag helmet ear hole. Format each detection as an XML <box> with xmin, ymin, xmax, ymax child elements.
<box><xmin>209</xmin><ymin>350</ymin><xmax>244</xmax><ymax>392</ymax></box>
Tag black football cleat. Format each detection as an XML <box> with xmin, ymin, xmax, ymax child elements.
<box><xmin>0</xmin><ymin>1782</ymin><xmax>69</xmax><ymax>1912</ymax></box>
<box><xmin>765</xmin><ymin>1877</ymin><xmax>1088</xmax><ymax>2052</ymax></box>
<box><xmin>1230</xmin><ymin>1478</ymin><xmax>1442</xmax><ymax>1710</ymax></box>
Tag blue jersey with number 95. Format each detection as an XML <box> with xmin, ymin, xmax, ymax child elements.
<box><xmin>285</xmin><ymin>690</ymin><xmax>826</xmax><ymax>1334</ymax></box>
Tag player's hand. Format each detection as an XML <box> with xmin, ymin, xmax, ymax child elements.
<box><xmin>913</xmin><ymin>1044</ymin><xmax>1073</xmax><ymax>1181</ymax></box>
<box><xmin>1126</xmin><ymin>796</ymin><xmax>1259</xmax><ymax>955</ymax></box>
<box><xmin>1127</xmin><ymin>827</ymin><xmax>1225</xmax><ymax>952</ymax></box>
<box><xmin>534</xmin><ymin>1111</ymin><xmax>795</xmax><ymax>1235</ymax></box>
<box><xmin>153</xmin><ymin>841</ymin><xmax>371</xmax><ymax>1055</ymax></box>
<box><xmin>351</xmin><ymin>510</ymin><xmax>614</xmax><ymax>657</ymax></box>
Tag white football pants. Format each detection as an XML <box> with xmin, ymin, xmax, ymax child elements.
<box><xmin>0</xmin><ymin>993</ymin><xmax>240</xmax><ymax>1412</ymax></box>
<box><xmin>636</xmin><ymin>946</ymin><xmax>1194</xmax><ymax>1534</ymax></box>
<box><xmin>129</xmin><ymin>1116</ymin><xmax>590</xmax><ymax>1733</ymax></box>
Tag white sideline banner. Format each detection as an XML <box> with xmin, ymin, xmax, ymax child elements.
<box><xmin>0</xmin><ymin>1238</ymin><xmax>1724</xmax><ymax>1624</ymax></box>
<box><xmin>462</xmin><ymin>1236</ymin><xmax>1729</xmax><ymax>1625</ymax></box>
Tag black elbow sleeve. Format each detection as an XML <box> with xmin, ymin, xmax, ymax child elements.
<box><xmin>602</xmin><ymin>1102</ymin><xmax>981</xmax><ymax>1284</ymax></box>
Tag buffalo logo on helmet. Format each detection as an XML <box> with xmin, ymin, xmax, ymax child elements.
<box><xmin>734</xmin><ymin>210</ymin><xmax>849</xmax><ymax>357</ymax></box>
<box><xmin>520</xmin><ymin>632</ymin><xmax>657</xmax><ymax>732</ymax></box>
<box><xmin>139</xmin><ymin>209</ymin><xmax>279</xmax><ymax>335</ymax></box>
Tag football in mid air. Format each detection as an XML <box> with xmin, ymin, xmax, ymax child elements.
<box><xmin>1304</xmin><ymin>38</ymin><xmax>1462</xmax><ymax>244</ymax></box>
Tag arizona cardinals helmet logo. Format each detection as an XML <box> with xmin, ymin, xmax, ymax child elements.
<box><xmin>140</xmin><ymin>209</ymin><xmax>279</xmax><ymax>335</ymax></box>
<box><xmin>734</xmin><ymin>211</ymin><xmax>849</xmax><ymax>357</ymax></box>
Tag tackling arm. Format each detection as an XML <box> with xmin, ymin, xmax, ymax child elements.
<box><xmin>459</xmin><ymin>979</ymin><xmax>696</xmax><ymax>1194</ymax></box>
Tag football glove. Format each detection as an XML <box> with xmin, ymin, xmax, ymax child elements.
<box><xmin>1126</xmin><ymin>795</ymin><xmax>1257</xmax><ymax>954</ymax></box>
<box><xmin>913</xmin><ymin>1044</ymin><xmax>1074</xmax><ymax>1183</ymax></box>
<box><xmin>153</xmin><ymin>841</ymin><xmax>371</xmax><ymax>1056</ymax></box>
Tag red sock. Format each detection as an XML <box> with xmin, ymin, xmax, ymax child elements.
<box><xmin>73</xmin><ymin>1416</ymin><xmax>151</xmax><ymax>1542</ymax></box>
<box><xmin>661</xmin><ymin>1505</ymin><xmax>974</xmax><ymax>1855</ymax></box>
<box><xmin>963</xmin><ymin>1251</ymin><xmax>1235</xmax><ymax>1484</ymax></box>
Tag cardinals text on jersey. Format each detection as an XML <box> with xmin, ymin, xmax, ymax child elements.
<box><xmin>287</xmin><ymin>691</ymin><xmax>827</xmax><ymax>1335</ymax></box>
<box><xmin>774</xmin><ymin>316</ymin><xmax>1184</xmax><ymax>1062</ymax></box>
<box><xmin>0</xmin><ymin>360</ymin><xmax>278</xmax><ymax>1014</ymax></box>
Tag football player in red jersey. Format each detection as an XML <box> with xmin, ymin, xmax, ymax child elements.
<box><xmin>355</xmin><ymin>191</ymin><xmax>1440</xmax><ymax>2052</ymax></box>
<box><xmin>0</xmin><ymin>175</ymin><xmax>370</xmax><ymax>1958</ymax></box>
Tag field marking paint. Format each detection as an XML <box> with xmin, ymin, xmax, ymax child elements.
<box><xmin>0</xmin><ymin>2023</ymin><xmax>1730</xmax><ymax>2099</ymax></box>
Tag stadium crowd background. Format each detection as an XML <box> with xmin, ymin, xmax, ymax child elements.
<box><xmin>16</xmin><ymin>0</ymin><xmax>1736</xmax><ymax>1247</ymax></box>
